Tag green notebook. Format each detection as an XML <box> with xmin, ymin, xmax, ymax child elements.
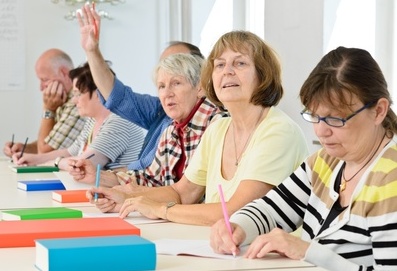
<box><xmin>9</xmin><ymin>165</ymin><xmax>59</xmax><ymax>173</ymax></box>
<box><xmin>1</xmin><ymin>207</ymin><xmax>82</xmax><ymax>221</ymax></box>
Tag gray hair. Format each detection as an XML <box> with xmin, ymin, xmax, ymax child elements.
<box><xmin>153</xmin><ymin>53</ymin><xmax>204</xmax><ymax>88</ymax></box>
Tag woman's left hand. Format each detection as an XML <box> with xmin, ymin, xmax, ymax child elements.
<box><xmin>245</xmin><ymin>228</ymin><xmax>309</xmax><ymax>260</ymax></box>
<box><xmin>119</xmin><ymin>196</ymin><xmax>164</xmax><ymax>220</ymax></box>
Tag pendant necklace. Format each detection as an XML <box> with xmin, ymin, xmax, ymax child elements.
<box><xmin>340</xmin><ymin>132</ymin><xmax>386</xmax><ymax>193</ymax></box>
<box><xmin>232</xmin><ymin>107</ymin><xmax>264</xmax><ymax>166</ymax></box>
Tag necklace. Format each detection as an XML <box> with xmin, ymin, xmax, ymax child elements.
<box><xmin>232</xmin><ymin>107</ymin><xmax>264</xmax><ymax>166</ymax></box>
<box><xmin>340</xmin><ymin>132</ymin><xmax>387</xmax><ymax>193</ymax></box>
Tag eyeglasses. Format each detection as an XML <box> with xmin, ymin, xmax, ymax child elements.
<box><xmin>300</xmin><ymin>101</ymin><xmax>375</xmax><ymax>127</ymax></box>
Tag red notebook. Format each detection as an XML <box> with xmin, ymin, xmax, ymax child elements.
<box><xmin>0</xmin><ymin>217</ymin><xmax>140</xmax><ymax>248</ymax></box>
<box><xmin>52</xmin><ymin>190</ymin><xmax>89</xmax><ymax>203</ymax></box>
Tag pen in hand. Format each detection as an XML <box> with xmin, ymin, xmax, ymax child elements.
<box><xmin>73</xmin><ymin>153</ymin><xmax>96</xmax><ymax>168</ymax></box>
<box><xmin>10</xmin><ymin>134</ymin><xmax>14</xmax><ymax>149</ymax></box>
<box><xmin>19</xmin><ymin>137</ymin><xmax>29</xmax><ymax>160</ymax></box>
<box><xmin>94</xmin><ymin>164</ymin><xmax>100</xmax><ymax>202</ymax></box>
<box><xmin>218</xmin><ymin>184</ymin><xmax>236</xmax><ymax>257</ymax></box>
<box><xmin>9</xmin><ymin>134</ymin><xmax>15</xmax><ymax>162</ymax></box>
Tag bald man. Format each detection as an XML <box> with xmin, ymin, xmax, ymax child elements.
<box><xmin>3</xmin><ymin>49</ymin><xmax>85</xmax><ymax>157</ymax></box>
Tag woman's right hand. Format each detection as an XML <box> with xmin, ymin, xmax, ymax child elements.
<box><xmin>77</xmin><ymin>3</ymin><xmax>101</xmax><ymax>52</ymax></box>
<box><xmin>210</xmin><ymin>218</ymin><xmax>246</xmax><ymax>256</ymax></box>
<box><xmin>68</xmin><ymin>158</ymin><xmax>96</xmax><ymax>184</ymax></box>
<box><xmin>86</xmin><ymin>186</ymin><xmax>128</xmax><ymax>213</ymax></box>
<box><xmin>3</xmin><ymin>142</ymin><xmax>22</xmax><ymax>157</ymax></box>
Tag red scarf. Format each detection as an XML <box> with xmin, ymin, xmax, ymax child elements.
<box><xmin>173</xmin><ymin>98</ymin><xmax>205</xmax><ymax>180</ymax></box>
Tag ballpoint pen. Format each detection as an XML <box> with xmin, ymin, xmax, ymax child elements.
<box><xmin>72</xmin><ymin>153</ymin><xmax>95</xmax><ymax>169</ymax></box>
<box><xmin>217</xmin><ymin>184</ymin><xmax>236</xmax><ymax>257</ymax></box>
<box><xmin>19</xmin><ymin>137</ymin><xmax>29</xmax><ymax>159</ymax></box>
<box><xmin>94</xmin><ymin>164</ymin><xmax>100</xmax><ymax>202</ymax></box>
<box><xmin>10</xmin><ymin>134</ymin><xmax>14</xmax><ymax>149</ymax></box>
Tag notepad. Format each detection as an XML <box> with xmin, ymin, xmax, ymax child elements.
<box><xmin>35</xmin><ymin>235</ymin><xmax>156</xmax><ymax>271</ymax></box>
<box><xmin>1</xmin><ymin>207</ymin><xmax>82</xmax><ymax>221</ymax></box>
<box><xmin>52</xmin><ymin>190</ymin><xmax>89</xmax><ymax>203</ymax></box>
<box><xmin>154</xmin><ymin>239</ymin><xmax>249</xmax><ymax>259</ymax></box>
<box><xmin>17</xmin><ymin>179</ymin><xmax>65</xmax><ymax>191</ymax></box>
<box><xmin>0</xmin><ymin>217</ymin><xmax>140</xmax><ymax>248</ymax></box>
<box><xmin>9</xmin><ymin>165</ymin><xmax>59</xmax><ymax>173</ymax></box>
<box><xmin>53</xmin><ymin>171</ymin><xmax>92</xmax><ymax>190</ymax></box>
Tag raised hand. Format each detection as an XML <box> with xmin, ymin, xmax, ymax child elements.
<box><xmin>77</xmin><ymin>3</ymin><xmax>101</xmax><ymax>52</ymax></box>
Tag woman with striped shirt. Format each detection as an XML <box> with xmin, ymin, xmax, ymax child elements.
<box><xmin>12</xmin><ymin>62</ymin><xmax>144</xmax><ymax>171</ymax></box>
<box><xmin>210</xmin><ymin>47</ymin><xmax>397</xmax><ymax>270</ymax></box>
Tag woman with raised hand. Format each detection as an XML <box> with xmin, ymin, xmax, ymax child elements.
<box><xmin>86</xmin><ymin>31</ymin><xmax>308</xmax><ymax>226</ymax></box>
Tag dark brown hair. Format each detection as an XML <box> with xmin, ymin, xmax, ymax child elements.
<box><xmin>300</xmin><ymin>46</ymin><xmax>397</xmax><ymax>133</ymax></box>
<box><xmin>69</xmin><ymin>61</ymin><xmax>114</xmax><ymax>98</ymax></box>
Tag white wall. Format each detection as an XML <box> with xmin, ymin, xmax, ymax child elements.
<box><xmin>0</xmin><ymin>0</ymin><xmax>322</xmax><ymax>154</ymax></box>
<box><xmin>265</xmin><ymin>0</ymin><xmax>324</xmax><ymax>153</ymax></box>
<box><xmin>0</xmin><ymin>0</ymin><xmax>161</xmax><ymax>146</ymax></box>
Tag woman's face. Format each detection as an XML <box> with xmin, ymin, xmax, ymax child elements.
<box><xmin>157</xmin><ymin>70</ymin><xmax>200</xmax><ymax>123</ymax></box>
<box><xmin>311</xmin><ymin>97</ymin><xmax>377</xmax><ymax>162</ymax></box>
<box><xmin>72</xmin><ymin>79</ymin><xmax>96</xmax><ymax>117</ymax></box>
<box><xmin>212</xmin><ymin>48</ymin><xmax>258</xmax><ymax>107</ymax></box>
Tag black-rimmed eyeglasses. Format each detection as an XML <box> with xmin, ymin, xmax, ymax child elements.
<box><xmin>300</xmin><ymin>101</ymin><xmax>375</xmax><ymax>127</ymax></box>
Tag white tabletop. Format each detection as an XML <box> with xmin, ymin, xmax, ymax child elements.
<box><xmin>0</xmin><ymin>159</ymin><xmax>91</xmax><ymax>210</ymax></box>
<box><xmin>0</xmin><ymin>160</ymin><xmax>327</xmax><ymax>271</ymax></box>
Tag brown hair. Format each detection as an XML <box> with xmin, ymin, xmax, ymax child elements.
<box><xmin>201</xmin><ymin>30</ymin><xmax>283</xmax><ymax>109</ymax></box>
<box><xmin>300</xmin><ymin>46</ymin><xmax>397</xmax><ymax>134</ymax></box>
<box><xmin>69</xmin><ymin>61</ymin><xmax>114</xmax><ymax>98</ymax></box>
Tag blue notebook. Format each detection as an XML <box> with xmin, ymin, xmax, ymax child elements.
<box><xmin>17</xmin><ymin>179</ymin><xmax>65</xmax><ymax>191</ymax></box>
<box><xmin>35</xmin><ymin>235</ymin><xmax>156</xmax><ymax>271</ymax></box>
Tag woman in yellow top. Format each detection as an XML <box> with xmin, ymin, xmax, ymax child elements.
<box><xmin>87</xmin><ymin>30</ymin><xmax>309</xmax><ymax>226</ymax></box>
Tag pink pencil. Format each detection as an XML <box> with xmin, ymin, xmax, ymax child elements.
<box><xmin>217</xmin><ymin>184</ymin><xmax>236</xmax><ymax>257</ymax></box>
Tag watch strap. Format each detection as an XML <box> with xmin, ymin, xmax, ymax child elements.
<box><xmin>42</xmin><ymin>110</ymin><xmax>55</xmax><ymax>119</ymax></box>
<box><xmin>164</xmin><ymin>201</ymin><xmax>176</xmax><ymax>220</ymax></box>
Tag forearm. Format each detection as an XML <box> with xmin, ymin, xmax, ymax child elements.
<box><xmin>24</xmin><ymin>141</ymin><xmax>38</xmax><ymax>154</ymax></box>
<box><xmin>132</xmin><ymin>186</ymin><xmax>181</xmax><ymax>205</ymax></box>
<box><xmin>37</xmin><ymin>118</ymin><xmax>56</xmax><ymax>153</ymax></box>
<box><xmin>100</xmin><ymin>170</ymin><xmax>123</xmax><ymax>188</ymax></box>
<box><xmin>304</xmin><ymin>242</ymin><xmax>361</xmax><ymax>271</ymax></box>
<box><xmin>165</xmin><ymin>202</ymin><xmax>224</xmax><ymax>226</ymax></box>
<box><xmin>43</xmin><ymin>149</ymin><xmax>70</xmax><ymax>167</ymax></box>
<box><xmin>85</xmin><ymin>47</ymin><xmax>115</xmax><ymax>100</ymax></box>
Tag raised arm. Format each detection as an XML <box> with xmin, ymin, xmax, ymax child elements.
<box><xmin>77</xmin><ymin>3</ymin><xmax>114</xmax><ymax>99</ymax></box>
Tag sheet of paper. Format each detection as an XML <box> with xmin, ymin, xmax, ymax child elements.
<box><xmin>154</xmin><ymin>239</ymin><xmax>249</xmax><ymax>259</ymax></box>
<box><xmin>83</xmin><ymin>211</ymin><xmax>167</xmax><ymax>225</ymax></box>
<box><xmin>54</xmin><ymin>171</ymin><xmax>92</xmax><ymax>190</ymax></box>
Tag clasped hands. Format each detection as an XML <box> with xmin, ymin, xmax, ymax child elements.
<box><xmin>86</xmin><ymin>186</ymin><xmax>166</xmax><ymax>220</ymax></box>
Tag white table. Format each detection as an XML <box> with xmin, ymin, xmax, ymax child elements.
<box><xmin>0</xmin><ymin>160</ymin><xmax>90</xmax><ymax>210</ymax></box>
<box><xmin>0</xmin><ymin>160</ymin><xmax>327</xmax><ymax>270</ymax></box>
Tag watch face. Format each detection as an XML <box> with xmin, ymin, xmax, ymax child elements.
<box><xmin>43</xmin><ymin>110</ymin><xmax>55</xmax><ymax>119</ymax></box>
<box><xmin>167</xmin><ymin>202</ymin><xmax>176</xmax><ymax>208</ymax></box>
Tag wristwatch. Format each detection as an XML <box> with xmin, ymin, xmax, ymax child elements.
<box><xmin>164</xmin><ymin>201</ymin><xmax>176</xmax><ymax>220</ymax></box>
<box><xmin>54</xmin><ymin>156</ymin><xmax>64</xmax><ymax>168</ymax></box>
<box><xmin>42</xmin><ymin>110</ymin><xmax>55</xmax><ymax>119</ymax></box>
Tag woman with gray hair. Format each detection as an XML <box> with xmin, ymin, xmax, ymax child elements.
<box><xmin>72</xmin><ymin>53</ymin><xmax>227</xmax><ymax>187</ymax></box>
<box><xmin>86</xmin><ymin>31</ymin><xmax>308</xmax><ymax>226</ymax></box>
